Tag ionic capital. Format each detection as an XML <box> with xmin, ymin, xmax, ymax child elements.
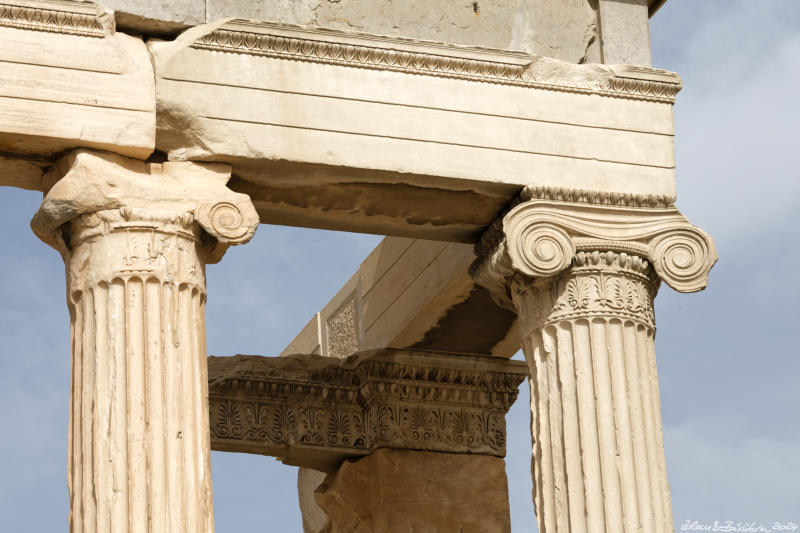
<box><xmin>30</xmin><ymin>149</ymin><xmax>259</xmax><ymax>262</ymax></box>
<box><xmin>471</xmin><ymin>186</ymin><xmax>717</xmax><ymax>306</ymax></box>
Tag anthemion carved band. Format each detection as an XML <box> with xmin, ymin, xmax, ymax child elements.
<box><xmin>207</xmin><ymin>350</ymin><xmax>527</xmax><ymax>470</ymax></box>
<box><xmin>1</xmin><ymin>1</ymin><xmax>717</xmax><ymax>531</ymax></box>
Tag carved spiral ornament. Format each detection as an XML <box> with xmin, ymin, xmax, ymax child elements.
<box><xmin>648</xmin><ymin>228</ymin><xmax>717</xmax><ymax>293</ymax></box>
<box><xmin>505</xmin><ymin>221</ymin><xmax>575</xmax><ymax>278</ymax></box>
<box><xmin>195</xmin><ymin>199</ymin><xmax>259</xmax><ymax>244</ymax></box>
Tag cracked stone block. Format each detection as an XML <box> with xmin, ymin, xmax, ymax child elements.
<box><xmin>102</xmin><ymin>0</ymin><xmax>205</xmax><ymax>33</ymax></box>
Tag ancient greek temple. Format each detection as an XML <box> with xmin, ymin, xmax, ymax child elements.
<box><xmin>0</xmin><ymin>0</ymin><xmax>717</xmax><ymax>531</ymax></box>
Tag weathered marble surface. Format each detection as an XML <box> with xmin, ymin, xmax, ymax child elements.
<box><xmin>0</xmin><ymin>1</ymin><xmax>155</xmax><ymax>190</ymax></box>
<box><xmin>512</xmin><ymin>253</ymin><xmax>672</xmax><ymax>532</ymax></box>
<box><xmin>102</xmin><ymin>0</ymin><xmax>204</xmax><ymax>33</ymax></box>
<box><xmin>0</xmin><ymin>153</ymin><xmax>48</xmax><ymax>191</ymax></box>
<box><xmin>207</xmin><ymin>349</ymin><xmax>527</xmax><ymax>470</ymax></box>
<box><xmin>316</xmin><ymin>449</ymin><xmax>512</xmax><ymax>533</ymax></box>
<box><xmin>470</xmin><ymin>186</ymin><xmax>716</xmax><ymax>532</ymax></box>
<box><xmin>92</xmin><ymin>0</ymin><xmax>664</xmax><ymax>65</ymax></box>
<box><xmin>598</xmin><ymin>0</ymin><xmax>653</xmax><ymax>65</ymax></box>
<box><xmin>30</xmin><ymin>149</ymin><xmax>259</xmax><ymax>533</ymax></box>
<box><xmin>150</xmin><ymin>19</ymin><xmax>680</xmax><ymax>240</ymax></box>
<box><xmin>471</xmin><ymin>185</ymin><xmax>717</xmax><ymax>300</ymax></box>
<box><xmin>31</xmin><ymin>150</ymin><xmax>258</xmax><ymax>259</ymax></box>
<box><xmin>0</xmin><ymin>3</ymin><xmax>700</xmax><ymax>532</ymax></box>
<box><xmin>1</xmin><ymin>1</ymin><xmax>676</xmax><ymax>241</ymax></box>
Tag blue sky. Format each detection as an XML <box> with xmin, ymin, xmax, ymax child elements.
<box><xmin>1</xmin><ymin>0</ymin><xmax>798</xmax><ymax>530</ymax></box>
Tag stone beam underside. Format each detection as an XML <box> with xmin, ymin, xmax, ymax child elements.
<box><xmin>281</xmin><ymin>236</ymin><xmax>520</xmax><ymax>360</ymax></box>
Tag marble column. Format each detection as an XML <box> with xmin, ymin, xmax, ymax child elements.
<box><xmin>31</xmin><ymin>150</ymin><xmax>259</xmax><ymax>533</ymax></box>
<box><xmin>471</xmin><ymin>186</ymin><xmax>717</xmax><ymax>533</ymax></box>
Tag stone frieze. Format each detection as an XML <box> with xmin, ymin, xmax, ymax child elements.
<box><xmin>207</xmin><ymin>349</ymin><xmax>527</xmax><ymax>471</ymax></box>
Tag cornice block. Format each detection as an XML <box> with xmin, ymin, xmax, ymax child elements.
<box><xmin>207</xmin><ymin>349</ymin><xmax>527</xmax><ymax>471</ymax></box>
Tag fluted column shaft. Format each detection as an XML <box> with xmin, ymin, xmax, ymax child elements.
<box><xmin>512</xmin><ymin>251</ymin><xmax>671</xmax><ymax>533</ymax></box>
<box><xmin>65</xmin><ymin>209</ymin><xmax>214</xmax><ymax>533</ymax></box>
<box><xmin>470</xmin><ymin>186</ymin><xmax>716</xmax><ymax>532</ymax></box>
<box><xmin>31</xmin><ymin>149</ymin><xmax>260</xmax><ymax>533</ymax></box>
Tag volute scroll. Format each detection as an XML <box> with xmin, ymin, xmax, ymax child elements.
<box><xmin>195</xmin><ymin>198</ymin><xmax>259</xmax><ymax>245</ymax></box>
<box><xmin>648</xmin><ymin>227</ymin><xmax>717</xmax><ymax>293</ymax></box>
<box><xmin>471</xmin><ymin>186</ymin><xmax>717</xmax><ymax>300</ymax></box>
<box><xmin>30</xmin><ymin>149</ymin><xmax>260</xmax><ymax>262</ymax></box>
<box><xmin>504</xmin><ymin>220</ymin><xmax>575</xmax><ymax>278</ymax></box>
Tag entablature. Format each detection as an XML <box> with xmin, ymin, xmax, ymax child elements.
<box><xmin>152</xmin><ymin>19</ymin><xmax>682</xmax><ymax>241</ymax></box>
<box><xmin>2</xmin><ymin>2</ymin><xmax>684</xmax><ymax>244</ymax></box>
<box><xmin>208</xmin><ymin>349</ymin><xmax>527</xmax><ymax>472</ymax></box>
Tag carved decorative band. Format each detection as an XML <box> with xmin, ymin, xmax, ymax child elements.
<box><xmin>69</xmin><ymin>208</ymin><xmax>201</xmax><ymax>248</ymax></box>
<box><xmin>358</xmin><ymin>365</ymin><xmax>521</xmax><ymax>411</ymax></box>
<box><xmin>210</xmin><ymin>397</ymin><xmax>508</xmax><ymax>461</ymax></box>
<box><xmin>0</xmin><ymin>3</ymin><xmax>106</xmax><ymax>37</ymax></box>
<box><xmin>66</xmin><ymin>208</ymin><xmax>208</xmax><ymax>292</ymax></box>
<box><xmin>207</xmin><ymin>351</ymin><xmax>527</xmax><ymax>469</ymax></box>
<box><xmin>192</xmin><ymin>24</ymin><xmax>681</xmax><ymax>103</ymax></box>
<box><xmin>604</xmin><ymin>75</ymin><xmax>681</xmax><ymax>101</ymax></box>
<box><xmin>574</xmin><ymin>239</ymin><xmax>650</xmax><ymax>256</ymax></box>
<box><xmin>512</xmin><ymin>251</ymin><xmax>657</xmax><ymax>332</ymax></box>
<box><xmin>573</xmin><ymin>250</ymin><xmax>653</xmax><ymax>275</ymax></box>
<box><xmin>522</xmin><ymin>186</ymin><xmax>675</xmax><ymax>208</ymax></box>
<box><xmin>193</xmin><ymin>28</ymin><xmax>528</xmax><ymax>83</ymax></box>
<box><xmin>65</xmin><ymin>202</ymin><xmax>258</xmax><ymax>249</ymax></box>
